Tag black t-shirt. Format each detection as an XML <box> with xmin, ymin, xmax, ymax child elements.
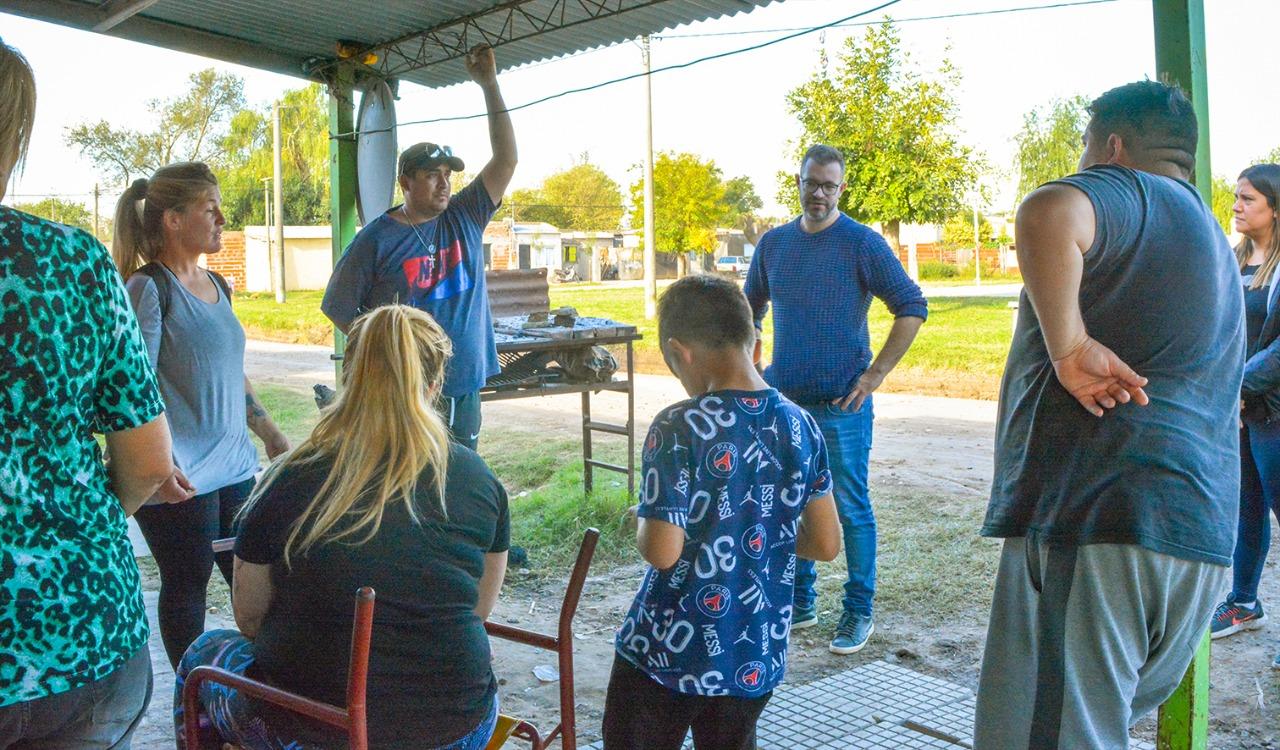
<box><xmin>235</xmin><ymin>444</ymin><xmax>510</xmax><ymax>748</ymax></box>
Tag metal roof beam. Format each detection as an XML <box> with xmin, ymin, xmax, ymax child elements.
<box><xmin>0</xmin><ymin>0</ymin><xmax>311</xmax><ymax>81</ymax></box>
<box><xmin>329</xmin><ymin>0</ymin><xmax>671</xmax><ymax>81</ymax></box>
<box><xmin>92</xmin><ymin>0</ymin><xmax>161</xmax><ymax>32</ymax></box>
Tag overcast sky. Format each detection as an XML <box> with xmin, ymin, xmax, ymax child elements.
<box><xmin>3</xmin><ymin>0</ymin><xmax>1277</xmax><ymax>218</ymax></box>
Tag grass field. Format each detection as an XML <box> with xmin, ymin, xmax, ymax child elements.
<box><xmin>235</xmin><ymin>285</ymin><xmax>1016</xmax><ymax>400</ymax></box>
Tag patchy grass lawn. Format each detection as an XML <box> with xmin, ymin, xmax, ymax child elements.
<box><xmin>234</xmin><ymin>290</ymin><xmax>331</xmax><ymax>345</ymax></box>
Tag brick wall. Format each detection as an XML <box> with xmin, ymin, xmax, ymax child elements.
<box><xmin>203</xmin><ymin>231</ymin><xmax>246</xmax><ymax>291</ymax></box>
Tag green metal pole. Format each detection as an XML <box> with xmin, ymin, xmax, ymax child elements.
<box><xmin>328</xmin><ymin>64</ymin><xmax>358</xmax><ymax>382</ymax></box>
<box><xmin>1153</xmin><ymin>0</ymin><xmax>1212</xmax><ymax>203</ymax></box>
<box><xmin>1153</xmin><ymin>4</ymin><xmax>1212</xmax><ymax>747</ymax></box>
<box><xmin>1157</xmin><ymin>629</ymin><xmax>1211</xmax><ymax>749</ymax></box>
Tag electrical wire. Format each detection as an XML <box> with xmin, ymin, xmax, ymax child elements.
<box><xmin>654</xmin><ymin>0</ymin><xmax>1120</xmax><ymax>39</ymax></box>
<box><xmin>332</xmin><ymin>0</ymin><xmax>905</xmax><ymax>139</ymax></box>
<box><xmin>334</xmin><ymin>0</ymin><xmax>1124</xmax><ymax>140</ymax></box>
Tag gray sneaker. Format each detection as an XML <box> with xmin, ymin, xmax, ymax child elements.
<box><xmin>830</xmin><ymin>612</ymin><xmax>874</xmax><ymax>655</ymax></box>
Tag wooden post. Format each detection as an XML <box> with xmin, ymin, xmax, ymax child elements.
<box><xmin>328</xmin><ymin>65</ymin><xmax>358</xmax><ymax>381</ymax></box>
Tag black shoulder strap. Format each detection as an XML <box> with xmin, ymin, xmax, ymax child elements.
<box><xmin>136</xmin><ymin>262</ymin><xmax>172</xmax><ymax>320</ymax></box>
<box><xmin>208</xmin><ymin>270</ymin><xmax>233</xmax><ymax>305</ymax></box>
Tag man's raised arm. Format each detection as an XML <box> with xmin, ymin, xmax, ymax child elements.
<box><xmin>466</xmin><ymin>44</ymin><xmax>517</xmax><ymax>205</ymax></box>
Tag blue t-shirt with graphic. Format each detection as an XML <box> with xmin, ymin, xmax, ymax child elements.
<box><xmin>616</xmin><ymin>389</ymin><xmax>832</xmax><ymax>698</ymax></box>
<box><xmin>321</xmin><ymin>178</ymin><xmax>500</xmax><ymax>397</ymax></box>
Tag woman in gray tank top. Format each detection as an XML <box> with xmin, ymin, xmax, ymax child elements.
<box><xmin>112</xmin><ymin>162</ymin><xmax>291</xmax><ymax>668</ymax></box>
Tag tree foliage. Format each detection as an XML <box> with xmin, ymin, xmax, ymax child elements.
<box><xmin>13</xmin><ymin>197</ymin><xmax>95</xmax><ymax>234</ymax></box>
<box><xmin>629</xmin><ymin>152</ymin><xmax>730</xmax><ymax>259</ymax></box>
<box><xmin>66</xmin><ymin>69</ymin><xmax>244</xmax><ymax>184</ymax></box>
<box><xmin>1210</xmin><ymin>175</ymin><xmax>1237</xmax><ymax>236</ymax></box>
<box><xmin>1014</xmin><ymin>95</ymin><xmax>1089</xmax><ymax>201</ymax></box>
<box><xmin>780</xmin><ymin>22</ymin><xmax>978</xmax><ymax>249</ymax></box>
<box><xmin>941</xmin><ymin>210</ymin><xmax>993</xmax><ymax>249</ymax></box>
<box><xmin>217</xmin><ymin>84</ymin><xmax>330</xmax><ymax>229</ymax></box>
<box><xmin>508</xmin><ymin>159</ymin><xmax>625</xmax><ymax>230</ymax></box>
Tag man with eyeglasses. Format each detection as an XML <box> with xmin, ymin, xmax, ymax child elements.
<box><xmin>744</xmin><ymin>144</ymin><xmax>927</xmax><ymax>655</ymax></box>
<box><xmin>323</xmin><ymin>44</ymin><xmax>516</xmax><ymax>450</ymax></box>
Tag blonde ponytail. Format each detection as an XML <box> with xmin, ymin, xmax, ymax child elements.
<box><xmin>110</xmin><ymin>162</ymin><xmax>218</xmax><ymax>278</ymax></box>
<box><xmin>245</xmin><ymin>305</ymin><xmax>455</xmax><ymax>567</ymax></box>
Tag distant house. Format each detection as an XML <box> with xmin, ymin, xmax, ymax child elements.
<box><xmin>481</xmin><ymin>219</ymin><xmax>562</xmax><ymax>273</ymax></box>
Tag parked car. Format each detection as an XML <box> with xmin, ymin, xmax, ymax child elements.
<box><xmin>715</xmin><ymin>255</ymin><xmax>751</xmax><ymax>277</ymax></box>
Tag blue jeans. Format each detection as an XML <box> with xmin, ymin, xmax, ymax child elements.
<box><xmin>1232</xmin><ymin>419</ymin><xmax>1280</xmax><ymax>601</ymax></box>
<box><xmin>793</xmin><ymin>397</ymin><xmax>876</xmax><ymax>617</ymax></box>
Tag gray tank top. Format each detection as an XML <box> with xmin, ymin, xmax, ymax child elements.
<box><xmin>125</xmin><ymin>265</ymin><xmax>258</xmax><ymax>495</ymax></box>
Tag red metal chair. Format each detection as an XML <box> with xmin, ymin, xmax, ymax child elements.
<box><xmin>485</xmin><ymin>527</ymin><xmax>599</xmax><ymax>750</ymax></box>
<box><xmin>181</xmin><ymin>586</ymin><xmax>375</xmax><ymax>750</ymax></box>
<box><xmin>197</xmin><ymin>527</ymin><xmax>599</xmax><ymax>750</ymax></box>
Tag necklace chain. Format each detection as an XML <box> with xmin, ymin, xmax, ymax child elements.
<box><xmin>402</xmin><ymin>205</ymin><xmax>434</xmax><ymax>254</ymax></box>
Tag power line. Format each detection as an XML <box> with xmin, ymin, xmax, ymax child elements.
<box><xmin>653</xmin><ymin>0</ymin><xmax>1120</xmax><ymax>39</ymax></box>
<box><xmin>332</xmin><ymin>0</ymin><xmax>906</xmax><ymax>139</ymax></box>
<box><xmin>335</xmin><ymin>0</ymin><xmax>1122</xmax><ymax>140</ymax></box>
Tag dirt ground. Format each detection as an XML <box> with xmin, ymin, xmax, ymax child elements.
<box><xmin>129</xmin><ymin>341</ymin><xmax>1280</xmax><ymax>748</ymax></box>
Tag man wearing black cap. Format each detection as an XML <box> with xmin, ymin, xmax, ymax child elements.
<box><xmin>322</xmin><ymin>44</ymin><xmax>516</xmax><ymax>449</ymax></box>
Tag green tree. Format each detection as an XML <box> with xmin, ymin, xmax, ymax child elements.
<box><xmin>216</xmin><ymin>84</ymin><xmax>330</xmax><ymax>229</ymax></box>
<box><xmin>630</xmin><ymin>152</ymin><xmax>728</xmax><ymax>275</ymax></box>
<box><xmin>780</xmin><ymin>23</ymin><xmax>978</xmax><ymax>251</ymax></box>
<box><xmin>507</xmin><ymin>159</ymin><xmax>624</xmax><ymax>230</ymax></box>
<box><xmin>1260</xmin><ymin>146</ymin><xmax>1280</xmax><ymax>165</ymax></box>
<box><xmin>941</xmin><ymin>210</ymin><xmax>993</xmax><ymax>249</ymax></box>
<box><xmin>66</xmin><ymin>69</ymin><xmax>244</xmax><ymax>184</ymax></box>
<box><xmin>1013</xmin><ymin>95</ymin><xmax>1089</xmax><ymax>201</ymax></box>
<box><xmin>13</xmin><ymin>197</ymin><xmax>94</xmax><ymax>234</ymax></box>
<box><xmin>1210</xmin><ymin>175</ymin><xmax>1236</xmax><ymax>235</ymax></box>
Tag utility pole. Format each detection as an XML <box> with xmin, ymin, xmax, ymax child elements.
<box><xmin>262</xmin><ymin>177</ymin><xmax>272</xmax><ymax>286</ymax></box>
<box><xmin>642</xmin><ymin>35</ymin><xmax>657</xmax><ymax>320</ymax></box>
<box><xmin>92</xmin><ymin>183</ymin><xmax>100</xmax><ymax>240</ymax></box>
<box><xmin>972</xmin><ymin>193</ymin><xmax>981</xmax><ymax>286</ymax></box>
<box><xmin>272</xmin><ymin>100</ymin><xmax>286</xmax><ymax>303</ymax></box>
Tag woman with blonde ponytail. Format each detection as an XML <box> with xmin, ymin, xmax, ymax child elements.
<box><xmin>113</xmin><ymin>162</ymin><xmax>290</xmax><ymax>669</ymax></box>
<box><xmin>174</xmin><ymin>305</ymin><xmax>510</xmax><ymax>750</ymax></box>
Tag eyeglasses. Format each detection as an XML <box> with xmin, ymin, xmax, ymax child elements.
<box><xmin>801</xmin><ymin>179</ymin><xmax>842</xmax><ymax>196</ymax></box>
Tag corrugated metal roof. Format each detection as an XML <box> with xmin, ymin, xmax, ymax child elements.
<box><xmin>0</xmin><ymin>0</ymin><xmax>777</xmax><ymax>88</ymax></box>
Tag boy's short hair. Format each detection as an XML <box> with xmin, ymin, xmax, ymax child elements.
<box><xmin>1087</xmin><ymin>80</ymin><xmax>1198</xmax><ymax>177</ymax></box>
<box><xmin>657</xmin><ymin>274</ymin><xmax>755</xmax><ymax>350</ymax></box>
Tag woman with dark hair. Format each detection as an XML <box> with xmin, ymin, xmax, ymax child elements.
<box><xmin>174</xmin><ymin>304</ymin><xmax>510</xmax><ymax>750</ymax></box>
<box><xmin>112</xmin><ymin>163</ymin><xmax>290</xmax><ymax>668</ymax></box>
<box><xmin>1208</xmin><ymin>163</ymin><xmax>1280</xmax><ymax>660</ymax></box>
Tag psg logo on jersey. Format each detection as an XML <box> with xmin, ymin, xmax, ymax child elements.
<box><xmin>706</xmin><ymin>442</ymin><xmax>739</xmax><ymax>478</ymax></box>
<box><xmin>737</xmin><ymin>396</ymin><xmax>768</xmax><ymax>415</ymax></box>
<box><xmin>736</xmin><ymin>661</ymin><xmax>767</xmax><ymax>691</ymax></box>
<box><xmin>696</xmin><ymin>584</ymin><xmax>732</xmax><ymax>618</ymax></box>
<box><xmin>741</xmin><ymin>524</ymin><xmax>767</xmax><ymax>559</ymax></box>
<box><xmin>643</xmin><ymin>427</ymin><xmax>664</xmax><ymax>461</ymax></box>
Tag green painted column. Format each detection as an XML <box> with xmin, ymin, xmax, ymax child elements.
<box><xmin>1153</xmin><ymin>5</ymin><xmax>1212</xmax><ymax>746</ymax></box>
<box><xmin>1153</xmin><ymin>0</ymin><xmax>1212</xmax><ymax>202</ymax></box>
<box><xmin>328</xmin><ymin>64</ymin><xmax>358</xmax><ymax>381</ymax></box>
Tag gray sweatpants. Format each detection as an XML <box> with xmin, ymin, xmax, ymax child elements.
<box><xmin>973</xmin><ymin>535</ymin><xmax>1225</xmax><ymax>750</ymax></box>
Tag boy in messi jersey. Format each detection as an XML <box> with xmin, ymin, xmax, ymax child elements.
<box><xmin>602</xmin><ymin>275</ymin><xmax>841</xmax><ymax>750</ymax></box>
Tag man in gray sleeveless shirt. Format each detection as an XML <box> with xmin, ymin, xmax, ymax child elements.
<box><xmin>973</xmin><ymin>81</ymin><xmax>1243</xmax><ymax>748</ymax></box>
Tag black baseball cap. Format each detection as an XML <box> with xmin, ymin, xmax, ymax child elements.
<box><xmin>398</xmin><ymin>142</ymin><xmax>465</xmax><ymax>175</ymax></box>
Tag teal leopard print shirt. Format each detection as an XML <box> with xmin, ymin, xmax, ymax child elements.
<box><xmin>1</xmin><ymin>205</ymin><xmax>164</xmax><ymax>706</ymax></box>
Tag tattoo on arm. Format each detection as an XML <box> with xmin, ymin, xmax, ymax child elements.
<box><xmin>246</xmin><ymin>394</ymin><xmax>267</xmax><ymax>423</ymax></box>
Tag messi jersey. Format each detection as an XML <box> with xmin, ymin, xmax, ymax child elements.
<box><xmin>616</xmin><ymin>388</ymin><xmax>831</xmax><ymax>697</ymax></box>
<box><xmin>321</xmin><ymin>178</ymin><xmax>500</xmax><ymax>397</ymax></box>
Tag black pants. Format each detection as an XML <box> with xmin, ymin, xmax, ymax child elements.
<box><xmin>602</xmin><ymin>655</ymin><xmax>771</xmax><ymax>750</ymax></box>
<box><xmin>444</xmin><ymin>390</ymin><xmax>482</xmax><ymax>450</ymax></box>
<box><xmin>133</xmin><ymin>477</ymin><xmax>256</xmax><ymax>668</ymax></box>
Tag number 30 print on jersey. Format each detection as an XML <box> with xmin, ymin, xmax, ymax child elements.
<box><xmin>617</xmin><ymin>389</ymin><xmax>832</xmax><ymax>697</ymax></box>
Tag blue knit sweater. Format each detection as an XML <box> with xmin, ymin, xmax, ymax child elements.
<box><xmin>744</xmin><ymin>214</ymin><xmax>928</xmax><ymax>404</ymax></box>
